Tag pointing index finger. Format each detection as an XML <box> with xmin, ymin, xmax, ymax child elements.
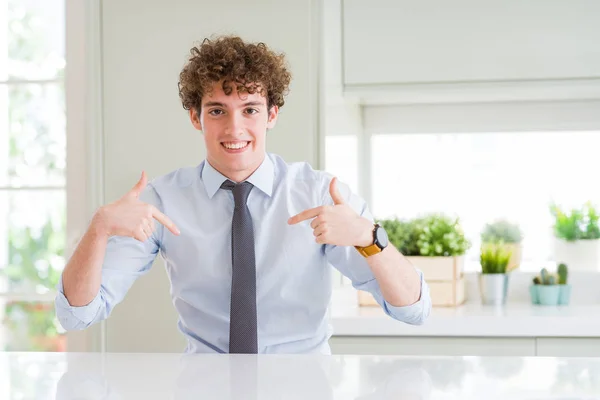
<box><xmin>288</xmin><ymin>206</ymin><xmax>323</xmax><ymax>225</ymax></box>
<box><xmin>151</xmin><ymin>205</ymin><xmax>181</xmax><ymax>235</ymax></box>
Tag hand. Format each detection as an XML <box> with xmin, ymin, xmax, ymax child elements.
<box><xmin>94</xmin><ymin>171</ymin><xmax>180</xmax><ymax>242</ymax></box>
<box><xmin>287</xmin><ymin>177</ymin><xmax>374</xmax><ymax>246</ymax></box>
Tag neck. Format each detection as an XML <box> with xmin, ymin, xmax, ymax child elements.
<box><xmin>211</xmin><ymin>154</ymin><xmax>265</xmax><ymax>183</ymax></box>
<box><xmin>225</xmin><ymin>170</ymin><xmax>255</xmax><ymax>183</ymax></box>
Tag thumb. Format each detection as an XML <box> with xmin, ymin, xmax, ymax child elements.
<box><xmin>128</xmin><ymin>171</ymin><xmax>147</xmax><ymax>198</ymax></box>
<box><xmin>329</xmin><ymin>177</ymin><xmax>345</xmax><ymax>205</ymax></box>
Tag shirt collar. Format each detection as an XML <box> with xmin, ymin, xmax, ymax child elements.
<box><xmin>202</xmin><ymin>154</ymin><xmax>274</xmax><ymax>199</ymax></box>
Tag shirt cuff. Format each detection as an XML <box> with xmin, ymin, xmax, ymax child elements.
<box><xmin>382</xmin><ymin>269</ymin><xmax>431</xmax><ymax>325</ymax></box>
<box><xmin>55</xmin><ymin>274</ymin><xmax>103</xmax><ymax>327</ymax></box>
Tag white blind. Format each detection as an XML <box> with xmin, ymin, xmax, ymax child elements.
<box><xmin>363</xmin><ymin>100</ymin><xmax>600</xmax><ymax>135</ymax></box>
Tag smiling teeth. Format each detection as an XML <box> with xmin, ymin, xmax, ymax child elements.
<box><xmin>223</xmin><ymin>142</ymin><xmax>249</xmax><ymax>149</ymax></box>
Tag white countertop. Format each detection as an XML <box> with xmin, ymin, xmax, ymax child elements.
<box><xmin>3</xmin><ymin>351</ymin><xmax>600</xmax><ymax>399</ymax></box>
<box><xmin>330</xmin><ymin>287</ymin><xmax>600</xmax><ymax>337</ymax></box>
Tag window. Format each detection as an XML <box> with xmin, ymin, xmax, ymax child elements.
<box><xmin>369</xmin><ymin>130</ymin><xmax>600</xmax><ymax>271</ymax></box>
<box><xmin>325</xmin><ymin>124</ymin><xmax>600</xmax><ymax>272</ymax></box>
<box><xmin>0</xmin><ymin>0</ymin><xmax>66</xmax><ymax>352</ymax></box>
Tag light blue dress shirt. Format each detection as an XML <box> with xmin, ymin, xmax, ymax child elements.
<box><xmin>55</xmin><ymin>153</ymin><xmax>431</xmax><ymax>354</ymax></box>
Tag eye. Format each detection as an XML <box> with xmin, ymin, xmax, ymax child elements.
<box><xmin>209</xmin><ymin>109</ymin><xmax>223</xmax><ymax>116</ymax></box>
<box><xmin>245</xmin><ymin>108</ymin><xmax>259</xmax><ymax>115</ymax></box>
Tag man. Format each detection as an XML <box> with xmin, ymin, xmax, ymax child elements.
<box><xmin>55</xmin><ymin>35</ymin><xmax>431</xmax><ymax>354</ymax></box>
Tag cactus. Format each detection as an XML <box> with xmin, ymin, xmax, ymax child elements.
<box><xmin>538</xmin><ymin>267</ymin><xmax>559</xmax><ymax>285</ymax></box>
<box><xmin>540</xmin><ymin>268</ymin><xmax>550</xmax><ymax>284</ymax></box>
<box><xmin>557</xmin><ymin>263</ymin><xmax>568</xmax><ymax>284</ymax></box>
<box><xmin>534</xmin><ymin>265</ymin><xmax>567</xmax><ymax>286</ymax></box>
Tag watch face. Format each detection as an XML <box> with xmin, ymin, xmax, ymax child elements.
<box><xmin>375</xmin><ymin>226</ymin><xmax>389</xmax><ymax>248</ymax></box>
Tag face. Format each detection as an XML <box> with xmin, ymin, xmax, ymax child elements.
<box><xmin>189</xmin><ymin>81</ymin><xmax>278</xmax><ymax>182</ymax></box>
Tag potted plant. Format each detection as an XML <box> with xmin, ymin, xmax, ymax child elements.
<box><xmin>530</xmin><ymin>264</ymin><xmax>571</xmax><ymax>306</ymax></box>
<box><xmin>557</xmin><ymin>263</ymin><xmax>571</xmax><ymax>305</ymax></box>
<box><xmin>480</xmin><ymin>219</ymin><xmax>523</xmax><ymax>271</ymax></box>
<box><xmin>479</xmin><ymin>241</ymin><xmax>512</xmax><ymax>305</ymax></box>
<box><xmin>359</xmin><ymin>214</ymin><xmax>471</xmax><ymax>307</ymax></box>
<box><xmin>550</xmin><ymin>202</ymin><xmax>600</xmax><ymax>271</ymax></box>
<box><xmin>411</xmin><ymin>213</ymin><xmax>471</xmax><ymax>307</ymax></box>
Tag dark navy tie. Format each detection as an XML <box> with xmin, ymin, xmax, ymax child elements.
<box><xmin>221</xmin><ymin>180</ymin><xmax>258</xmax><ymax>354</ymax></box>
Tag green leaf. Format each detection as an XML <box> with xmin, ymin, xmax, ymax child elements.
<box><xmin>551</xmin><ymin>202</ymin><xmax>600</xmax><ymax>241</ymax></box>
<box><xmin>415</xmin><ymin>213</ymin><xmax>471</xmax><ymax>257</ymax></box>
<box><xmin>480</xmin><ymin>242</ymin><xmax>512</xmax><ymax>274</ymax></box>
<box><xmin>481</xmin><ymin>219</ymin><xmax>523</xmax><ymax>244</ymax></box>
<box><xmin>378</xmin><ymin>213</ymin><xmax>471</xmax><ymax>257</ymax></box>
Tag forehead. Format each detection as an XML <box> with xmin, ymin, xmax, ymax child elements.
<box><xmin>202</xmin><ymin>81</ymin><xmax>267</xmax><ymax>107</ymax></box>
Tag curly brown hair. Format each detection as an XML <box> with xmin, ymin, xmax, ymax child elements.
<box><xmin>178</xmin><ymin>35</ymin><xmax>292</xmax><ymax>113</ymax></box>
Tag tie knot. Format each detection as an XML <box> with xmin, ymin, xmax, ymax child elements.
<box><xmin>221</xmin><ymin>180</ymin><xmax>253</xmax><ymax>206</ymax></box>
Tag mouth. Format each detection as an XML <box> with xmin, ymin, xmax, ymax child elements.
<box><xmin>221</xmin><ymin>141</ymin><xmax>251</xmax><ymax>153</ymax></box>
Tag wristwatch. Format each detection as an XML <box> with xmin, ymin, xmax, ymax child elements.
<box><xmin>355</xmin><ymin>223</ymin><xmax>389</xmax><ymax>257</ymax></box>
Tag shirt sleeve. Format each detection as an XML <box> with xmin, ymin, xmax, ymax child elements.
<box><xmin>322</xmin><ymin>176</ymin><xmax>432</xmax><ymax>325</ymax></box>
<box><xmin>54</xmin><ymin>184</ymin><xmax>164</xmax><ymax>330</ymax></box>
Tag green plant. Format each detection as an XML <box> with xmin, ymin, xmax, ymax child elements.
<box><xmin>377</xmin><ymin>218</ymin><xmax>420</xmax><ymax>256</ymax></box>
<box><xmin>415</xmin><ymin>213</ymin><xmax>471</xmax><ymax>257</ymax></box>
<box><xmin>3</xmin><ymin>302</ymin><xmax>64</xmax><ymax>351</ymax></box>
<box><xmin>550</xmin><ymin>202</ymin><xmax>600</xmax><ymax>241</ymax></box>
<box><xmin>0</xmin><ymin>212</ymin><xmax>66</xmax><ymax>351</ymax></box>
<box><xmin>557</xmin><ymin>263</ymin><xmax>568</xmax><ymax>285</ymax></box>
<box><xmin>533</xmin><ymin>267</ymin><xmax>560</xmax><ymax>285</ymax></box>
<box><xmin>480</xmin><ymin>242</ymin><xmax>512</xmax><ymax>274</ymax></box>
<box><xmin>481</xmin><ymin>219</ymin><xmax>523</xmax><ymax>244</ymax></box>
<box><xmin>540</xmin><ymin>268</ymin><xmax>550</xmax><ymax>284</ymax></box>
<box><xmin>588</xmin><ymin>204</ymin><xmax>600</xmax><ymax>238</ymax></box>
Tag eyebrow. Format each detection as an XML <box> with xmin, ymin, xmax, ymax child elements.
<box><xmin>204</xmin><ymin>101</ymin><xmax>265</xmax><ymax>108</ymax></box>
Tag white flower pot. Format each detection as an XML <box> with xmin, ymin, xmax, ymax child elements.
<box><xmin>478</xmin><ymin>273</ymin><xmax>509</xmax><ymax>306</ymax></box>
<box><xmin>553</xmin><ymin>238</ymin><xmax>600</xmax><ymax>271</ymax></box>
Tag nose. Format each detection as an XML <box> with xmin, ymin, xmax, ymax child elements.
<box><xmin>224</xmin><ymin>112</ymin><xmax>244</xmax><ymax>137</ymax></box>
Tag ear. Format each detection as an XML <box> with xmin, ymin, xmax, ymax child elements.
<box><xmin>266</xmin><ymin>105</ymin><xmax>279</xmax><ymax>129</ymax></box>
<box><xmin>189</xmin><ymin>108</ymin><xmax>203</xmax><ymax>131</ymax></box>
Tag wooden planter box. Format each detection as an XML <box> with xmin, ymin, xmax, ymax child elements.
<box><xmin>357</xmin><ymin>255</ymin><xmax>466</xmax><ymax>307</ymax></box>
<box><xmin>408</xmin><ymin>255</ymin><xmax>466</xmax><ymax>307</ymax></box>
<box><xmin>507</xmin><ymin>243</ymin><xmax>522</xmax><ymax>271</ymax></box>
<box><xmin>357</xmin><ymin>289</ymin><xmax>379</xmax><ymax>306</ymax></box>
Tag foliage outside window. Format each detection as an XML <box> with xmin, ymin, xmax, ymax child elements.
<box><xmin>1</xmin><ymin>0</ymin><xmax>66</xmax><ymax>353</ymax></box>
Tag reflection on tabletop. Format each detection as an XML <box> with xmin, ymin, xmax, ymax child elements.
<box><xmin>2</xmin><ymin>352</ymin><xmax>600</xmax><ymax>399</ymax></box>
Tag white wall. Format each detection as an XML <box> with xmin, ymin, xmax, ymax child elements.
<box><xmin>98</xmin><ymin>0</ymin><xmax>322</xmax><ymax>352</ymax></box>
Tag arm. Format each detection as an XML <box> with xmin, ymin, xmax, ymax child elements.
<box><xmin>363</xmin><ymin>242</ymin><xmax>423</xmax><ymax>307</ymax></box>
<box><xmin>55</xmin><ymin>221</ymin><xmax>159</xmax><ymax>331</ymax></box>
<box><xmin>60</xmin><ymin>215</ymin><xmax>111</xmax><ymax>307</ymax></box>
<box><xmin>55</xmin><ymin>173</ymin><xmax>179</xmax><ymax>330</ymax></box>
<box><xmin>288</xmin><ymin>176</ymin><xmax>431</xmax><ymax>324</ymax></box>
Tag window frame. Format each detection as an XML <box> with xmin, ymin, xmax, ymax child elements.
<box><xmin>62</xmin><ymin>0</ymin><xmax>105</xmax><ymax>353</ymax></box>
<box><xmin>0</xmin><ymin>0</ymin><xmax>69</xmax><ymax>352</ymax></box>
<box><xmin>0</xmin><ymin>0</ymin><xmax>105</xmax><ymax>352</ymax></box>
